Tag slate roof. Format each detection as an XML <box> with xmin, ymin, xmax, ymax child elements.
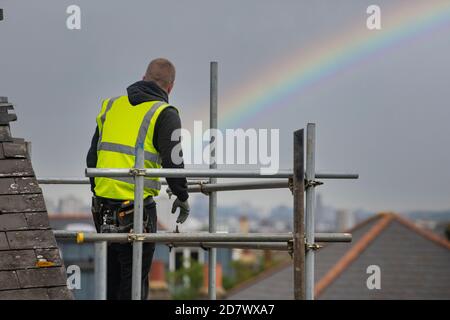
<box><xmin>0</xmin><ymin>97</ymin><xmax>73</xmax><ymax>300</ymax></box>
<box><xmin>227</xmin><ymin>213</ymin><xmax>450</xmax><ymax>300</ymax></box>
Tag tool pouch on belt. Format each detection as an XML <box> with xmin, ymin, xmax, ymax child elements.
<box><xmin>115</xmin><ymin>200</ymin><xmax>140</xmax><ymax>233</ymax></box>
<box><xmin>91</xmin><ymin>196</ymin><xmax>103</xmax><ymax>232</ymax></box>
<box><xmin>92</xmin><ymin>197</ymin><xmax>151</xmax><ymax>234</ymax></box>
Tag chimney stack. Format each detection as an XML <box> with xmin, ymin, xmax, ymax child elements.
<box><xmin>201</xmin><ymin>263</ymin><xmax>225</xmax><ymax>298</ymax></box>
<box><xmin>148</xmin><ymin>260</ymin><xmax>170</xmax><ymax>299</ymax></box>
<box><xmin>239</xmin><ymin>216</ymin><xmax>249</xmax><ymax>233</ymax></box>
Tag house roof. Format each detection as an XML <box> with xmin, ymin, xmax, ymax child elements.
<box><xmin>0</xmin><ymin>97</ymin><xmax>73</xmax><ymax>299</ymax></box>
<box><xmin>227</xmin><ymin>212</ymin><xmax>450</xmax><ymax>300</ymax></box>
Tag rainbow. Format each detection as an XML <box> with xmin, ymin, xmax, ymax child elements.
<box><xmin>214</xmin><ymin>1</ymin><xmax>450</xmax><ymax>128</ymax></box>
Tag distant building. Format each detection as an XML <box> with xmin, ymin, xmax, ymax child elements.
<box><xmin>49</xmin><ymin>215</ymin><xmax>96</xmax><ymax>299</ymax></box>
<box><xmin>315</xmin><ymin>193</ymin><xmax>341</xmax><ymax>232</ymax></box>
<box><xmin>227</xmin><ymin>212</ymin><xmax>450</xmax><ymax>299</ymax></box>
<box><xmin>336</xmin><ymin>209</ymin><xmax>355</xmax><ymax>232</ymax></box>
<box><xmin>56</xmin><ymin>195</ymin><xmax>89</xmax><ymax>215</ymax></box>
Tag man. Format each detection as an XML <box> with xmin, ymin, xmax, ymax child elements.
<box><xmin>86</xmin><ymin>58</ymin><xmax>190</xmax><ymax>300</ymax></box>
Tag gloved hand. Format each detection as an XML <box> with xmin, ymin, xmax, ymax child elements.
<box><xmin>171</xmin><ymin>198</ymin><xmax>190</xmax><ymax>224</ymax></box>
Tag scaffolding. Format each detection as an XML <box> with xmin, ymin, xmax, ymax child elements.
<box><xmin>46</xmin><ymin>62</ymin><xmax>358</xmax><ymax>300</ymax></box>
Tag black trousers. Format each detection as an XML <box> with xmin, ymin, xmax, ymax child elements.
<box><xmin>93</xmin><ymin>199</ymin><xmax>157</xmax><ymax>300</ymax></box>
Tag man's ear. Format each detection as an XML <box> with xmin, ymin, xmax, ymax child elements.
<box><xmin>167</xmin><ymin>83</ymin><xmax>174</xmax><ymax>95</ymax></box>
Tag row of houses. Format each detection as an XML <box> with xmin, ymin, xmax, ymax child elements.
<box><xmin>50</xmin><ymin>214</ymin><xmax>234</xmax><ymax>299</ymax></box>
<box><xmin>3</xmin><ymin>99</ymin><xmax>449</xmax><ymax>300</ymax></box>
<box><xmin>50</xmin><ymin>211</ymin><xmax>450</xmax><ymax>300</ymax></box>
<box><xmin>228</xmin><ymin>212</ymin><xmax>450</xmax><ymax>299</ymax></box>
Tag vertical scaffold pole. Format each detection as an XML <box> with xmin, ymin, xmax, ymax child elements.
<box><xmin>305</xmin><ymin>123</ymin><xmax>316</xmax><ymax>300</ymax></box>
<box><xmin>94</xmin><ymin>241</ymin><xmax>107</xmax><ymax>300</ymax></box>
<box><xmin>208</xmin><ymin>61</ymin><xmax>218</xmax><ymax>300</ymax></box>
<box><xmin>131</xmin><ymin>143</ymin><xmax>145</xmax><ymax>300</ymax></box>
<box><xmin>293</xmin><ymin>129</ymin><xmax>305</xmax><ymax>300</ymax></box>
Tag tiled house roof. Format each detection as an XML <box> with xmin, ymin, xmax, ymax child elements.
<box><xmin>227</xmin><ymin>213</ymin><xmax>450</xmax><ymax>300</ymax></box>
<box><xmin>0</xmin><ymin>97</ymin><xmax>73</xmax><ymax>300</ymax></box>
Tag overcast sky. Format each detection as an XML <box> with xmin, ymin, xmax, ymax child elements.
<box><xmin>1</xmin><ymin>0</ymin><xmax>449</xmax><ymax>214</ymax></box>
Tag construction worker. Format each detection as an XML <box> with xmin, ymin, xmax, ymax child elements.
<box><xmin>86</xmin><ymin>58</ymin><xmax>190</xmax><ymax>300</ymax></box>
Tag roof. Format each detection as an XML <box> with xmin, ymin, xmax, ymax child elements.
<box><xmin>0</xmin><ymin>97</ymin><xmax>73</xmax><ymax>300</ymax></box>
<box><xmin>227</xmin><ymin>212</ymin><xmax>450</xmax><ymax>300</ymax></box>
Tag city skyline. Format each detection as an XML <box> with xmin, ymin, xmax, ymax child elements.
<box><xmin>1</xmin><ymin>0</ymin><xmax>450</xmax><ymax>213</ymax></box>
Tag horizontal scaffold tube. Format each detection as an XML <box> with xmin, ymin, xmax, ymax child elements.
<box><xmin>186</xmin><ymin>179</ymin><xmax>288</xmax><ymax>193</ymax></box>
<box><xmin>85</xmin><ymin>168</ymin><xmax>359</xmax><ymax>179</ymax></box>
<box><xmin>169</xmin><ymin>242</ymin><xmax>289</xmax><ymax>251</ymax></box>
<box><xmin>37</xmin><ymin>177</ymin><xmax>208</xmax><ymax>185</ymax></box>
<box><xmin>37</xmin><ymin>178</ymin><xmax>91</xmax><ymax>185</ymax></box>
<box><xmin>53</xmin><ymin>231</ymin><xmax>352</xmax><ymax>243</ymax></box>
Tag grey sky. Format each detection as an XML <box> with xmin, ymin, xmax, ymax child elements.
<box><xmin>1</xmin><ymin>0</ymin><xmax>449</xmax><ymax>214</ymax></box>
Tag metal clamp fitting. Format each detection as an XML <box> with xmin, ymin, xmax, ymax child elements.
<box><xmin>304</xmin><ymin>179</ymin><xmax>324</xmax><ymax>189</ymax></box>
<box><xmin>129</xmin><ymin>168</ymin><xmax>146</xmax><ymax>176</ymax></box>
<box><xmin>128</xmin><ymin>233</ymin><xmax>146</xmax><ymax>242</ymax></box>
<box><xmin>305</xmin><ymin>243</ymin><xmax>323</xmax><ymax>251</ymax></box>
<box><xmin>76</xmin><ymin>232</ymin><xmax>85</xmax><ymax>244</ymax></box>
<box><xmin>199</xmin><ymin>181</ymin><xmax>211</xmax><ymax>195</ymax></box>
<box><xmin>288</xmin><ymin>178</ymin><xmax>294</xmax><ymax>195</ymax></box>
<box><xmin>287</xmin><ymin>240</ymin><xmax>294</xmax><ymax>258</ymax></box>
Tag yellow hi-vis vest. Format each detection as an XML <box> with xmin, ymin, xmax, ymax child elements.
<box><xmin>94</xmin><ymin>96</ymin><xmax>175</xmax><ymax>200</ymax></box>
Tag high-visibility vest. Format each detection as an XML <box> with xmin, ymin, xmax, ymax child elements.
<box><xmin>94</xmin><ymin>95</ymin><xmax>175</xmax><ymax>200</ymax></box>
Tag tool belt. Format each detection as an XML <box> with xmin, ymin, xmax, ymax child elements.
<box><xmin>91</xmin><ymin>196</ymin><xmax>154</xmax><ymax>234</ymax></box>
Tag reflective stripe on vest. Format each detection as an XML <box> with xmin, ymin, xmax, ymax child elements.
<box><xmin>97</xmin><ymin>96</ymin><xmax>119</xmax><ymax>150</ymax></box>
<box><xmin>109</xmin><ymin>176</ymin><xmax>162</xmax><ymax>190</ymax></box>
<box><xmin>97</xmin><ymin>142</ymin><xmax>161</xmax><ymax>164</ymax></box>
<box><xmin>94</xmin><ymin>97</ymin><xmax>174</xmax><ymax>200</ymax></box>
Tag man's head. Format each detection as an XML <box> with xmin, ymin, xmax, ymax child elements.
<box><xmin>143</xmin><ymin>58</ymin><xmax>176</xmax><ymax>95</ymax></box>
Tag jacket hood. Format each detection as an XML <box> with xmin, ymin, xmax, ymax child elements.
<box><xmin>126</xmin><ymin>80</ymin><xmax>169</xmax><ymax>106</ymax></box>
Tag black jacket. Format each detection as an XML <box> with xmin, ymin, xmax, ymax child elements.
<box><xmin>86</xmin><ymin>80</ymin><xmax>189</xmax><ymax>202</ymax></box>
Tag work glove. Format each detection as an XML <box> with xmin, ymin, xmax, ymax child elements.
<box><xmin>171</xmin><ymin>198</ymin><xmax>190</xmax><ymax>224</ymax></box>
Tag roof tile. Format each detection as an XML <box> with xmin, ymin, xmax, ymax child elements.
<box><xmin>14</xmin><ymin>177</ymin><xmax>42</xmax><ymax>194</ymax></box>
<box><xmin>0</xmin><ymin>213</ymin><xmax>28</xmax><ymax>231</ymax></box>
<box><xmin>47</xmin><ymin>286</ymin><xmax>74</xmax><ymax>300</ymax></box>
<box><xmin>0</xmin><ymin>250</ymin><xmax>37</xmax><ymax>271</ymax></box>
<box><xmin>0</xmin><ymin>159</ymin><xmax>34</xmax><ymax>177</ymax></box>
<box><xmin>2</xmin><ymin>142</ymin><xmax>27</xmax><ymax>158</ymax></box>
<box><xmin>25</xmin><ymin>212</ymin><xmax>50</xmax><ymax>229</ymax></box>
<box><xmin>7</xmin><ymin>230</ymin><xmax>57</xmax><ymax>250</ymax></box>
<box><xmin>0</xmin><ymin>177</ymin><xmax>16</xmax><ymax>194</ymax></box>
<box><xmin>0</xmin><ymin>271</ymin><xmax>20</xmax><ymax>290</ymax></box>
<box><xmin>0</xmin><ymin>232</ymin><xmax>9</xmax><ymax>250</ymax></box>
<box><xmin>0</xmin><ymin>288</ymin><xmax>49</xmax><ymax>300</ymax></box>
<box><xmin>0</xmin><ymin>177</ymin><xmax>42</xmax><ymax>195</ymax></box>
<box><xmin>0</xmin><ymin>194</ymin><xmax>46</xmax><ymax>213</ymax></box>
<box><xmin>0</xmin><ymin>126</ymin><xmax>12</xmax><ymax>142</ymax></box>
<box><xmin>17</xmin><ymin>267</ymin><xmax>67</xmax><ymax>288</ymax></box>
